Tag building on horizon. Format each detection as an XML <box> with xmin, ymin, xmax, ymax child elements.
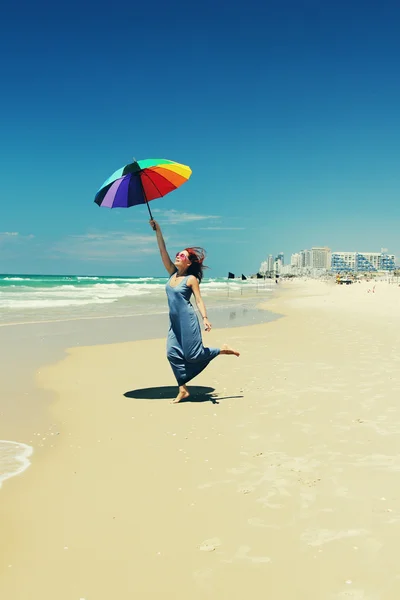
<box><xmin>298</xmin><ymin>249</ymin><xmax>312</xmax><ymax>268</ymax></box>
<box><xmin>311</xmin><ymin>247</ymin><xmax>331</xmax><ymax>269</ymax></box>
<box><xmin>263</xmin><ymin>248</ymin><xmax>396</xmax><ymax>277</ymax></box>
<box><xmin>291</xmin><ymin>253</ymin><xmax>300</xmax><ymax>268</ymax></box>
<box><xmin>289</xmin><ymin>248</ymin><xmax>329</xmax><ymax>276</ymax></box>
<box><xmin>331</xmin><ymin>250</ymin><xmax>396</xmax><ymax>272</ymax></box>
<box><xmin>259</xmin><ymin>253</ymin><xmax>284</xmax><ymax>275</ymax></box>
<box><xmin>274</xmin><ymin>256</ymin><xmax>283</xmax><ymax>274</ymax></box>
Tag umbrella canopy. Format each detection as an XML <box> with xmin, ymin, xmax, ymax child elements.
<box><xmin>94</xmin><ymin>159</ymin><xmax>192</xmax><ymax>219</ymax></box>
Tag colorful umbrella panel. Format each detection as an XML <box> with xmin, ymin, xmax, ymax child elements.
<box><xmin>94</xmin><ymin>158</ymin><xmax>192</xmax><ymax>209</ymax></box>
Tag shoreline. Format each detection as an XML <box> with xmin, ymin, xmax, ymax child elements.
<box><xmin>0</xmin><ymin>441</ymin><xmax>33</xmax><ymax>490</ymax></box>
<box><xmin>0</xmin><ymin>290</ymin><xmax>278</xmax><ymax>486</ymax></box>
<box><xmin>0</xmin><ymin>275</ymin><xmax>275</xmax><ymax>327</ymax></box>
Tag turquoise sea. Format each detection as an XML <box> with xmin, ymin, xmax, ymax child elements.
<box><xmin>0</xmin><ymin>273</ymin><xmax>271</xmax><ymax>325</ymax></box>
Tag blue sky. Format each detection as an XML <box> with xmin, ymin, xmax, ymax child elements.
<box><xmin>1</xmin><ymin>0</ymin><xmax>399</xmax><ymax>276</ymax></box>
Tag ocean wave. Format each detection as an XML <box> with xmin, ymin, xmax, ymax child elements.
<box><xmin>76</xmin><ymin>276</ymin><xmax>100</xmax><ymax>280</ymax></box>
<box><xmin>0</xmin><ymin>441</ymin><xmax>33</xmax><ymax>489</ymax></box>
<box><xmin>0</xmin><ymin>287</ymin><xmax>153</xmax><ymax>309</ymax></box>
<box><xmin>2</xmin><ymin>277</ymin><xmax>31</xmax><ymax>281</ymax></box>
<box><xmin>0</xmin><ymin>276</ymin><xmax>263</xmax><ymax>313</ymax></box>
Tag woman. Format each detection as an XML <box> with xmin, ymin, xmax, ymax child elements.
<box><xmin>150</xmin><ymin>219</ymin><xmax>240</xmax><ymax>403</ymax></box>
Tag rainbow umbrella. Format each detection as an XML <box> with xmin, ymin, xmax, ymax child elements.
<box><xmin>94</xmin><ymin>158</ymin><xmax>192</xmax><ymax>221</ymax></box>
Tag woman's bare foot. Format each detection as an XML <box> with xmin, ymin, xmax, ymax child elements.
<box><xmin>220</xmin><ymin>344</ymin><xmax>240</xmax><ymax>357</ymax></box>
<box><xmin>172</xmin><ymin>385</ymin><xmax>190</xmax><ymax>404</ymax></box>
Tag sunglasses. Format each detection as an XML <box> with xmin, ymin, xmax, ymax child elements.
<box><xmin>176</xmin><ymin>252</ymin><xmax>189</xmax><ymax>261</ymax></box>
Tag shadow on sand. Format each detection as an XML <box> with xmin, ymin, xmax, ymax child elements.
<box><xmin>124</xmin><ymin>386</ymin><xmax>243</xmax><ymax>404</ymax></box>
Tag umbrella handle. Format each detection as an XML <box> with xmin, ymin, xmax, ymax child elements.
<box><xmin>140</xmin><ymin>176</ymin><xmax>156</xmax><ymax>230</ymax></box>
<box><xmin>145</xmin><ymin>200</ymin><xmax>156</xmax><ymax>230</ymax></box>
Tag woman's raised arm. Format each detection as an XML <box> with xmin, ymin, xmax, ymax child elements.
<box><xmin>150</xmin><ymin>220</ymin><xmax>176</xmax><ymax>275</ymax></box>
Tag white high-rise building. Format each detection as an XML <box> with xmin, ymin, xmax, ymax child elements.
<box><xmin>298</xmin><ymin>250</ymin><xmax>312</xmax><ymax>268</ymax></box>
<box><xmin>260</xmin><ymin>254</ymin><xmax>276</xmax><ymax>275</ymax></box>
<box><xmin>291</xmin><ymin>253</ymin><xmax>300</xmax><ymax>267</ymax></box>
<box><xmin>274</xmin><ymin>256</ymin><xmax>283</xmax><ymax>274</ymax></box>
<box><xmin>311</xmin><ymin>247</ymin><xmax>331</xmax><ymax>269</ymax></box>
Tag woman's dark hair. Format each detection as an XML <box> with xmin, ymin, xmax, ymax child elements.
<box><xmin>185</xmin><ymin>247</ymin><xmax>207</xmax><ymax>282</ymax></box>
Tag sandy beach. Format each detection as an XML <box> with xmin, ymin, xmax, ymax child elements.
<box><xmin>1</xmin><ymin>279</ymin><xmax>400</xmax><ymax>599</ymax></box>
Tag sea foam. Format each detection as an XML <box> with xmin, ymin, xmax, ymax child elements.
<box><xmin>0</xmin><ymin>440</ymin><xmax>33</xmax><ymax>489</ymax></box>
<box><xmin>3</xmin><ymin>277</ymin><xmax>30</xmax><ymax>281</ymax></box>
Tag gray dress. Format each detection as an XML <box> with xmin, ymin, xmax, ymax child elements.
<box><xmin>166</xmin><ymin>274</ymin><xmax>220</xmax><ymax>385</ymax></box>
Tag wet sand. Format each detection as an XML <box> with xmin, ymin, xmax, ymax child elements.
<box><xmin>1</xmin><ymin>279</ymin><xmax>400</xmax><ymax>599</ymax></box>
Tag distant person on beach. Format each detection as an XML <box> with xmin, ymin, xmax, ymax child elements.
<box><xmin>150</xmin><ymin>220</ymin><xmax>240</xmax><ymax>404</ymax></box>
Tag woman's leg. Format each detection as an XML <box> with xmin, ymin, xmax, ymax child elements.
<box><xmin>172</xmin><ymin>384</ymin><xmax>190</xmax><ymax>404</ymax></box>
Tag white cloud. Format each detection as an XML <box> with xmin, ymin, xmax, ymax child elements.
<box><xmin>0</xmin><ymin>232</ymin><xmax>34</xmax><ymax>242</ymax></box>
<box><xmin>152</xmin><ymin>209</ymin><xmax>219</xmax><ymax>224</ymax></box>
<box><xmin>53</xmin><ymin>231</ymin><xmax>158</xmax><ymax>261</ymax></box>
<box><xmin>199</xmin><ymin>227</ymin><xmax>245</xmax><ymax>231</ymax></box>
